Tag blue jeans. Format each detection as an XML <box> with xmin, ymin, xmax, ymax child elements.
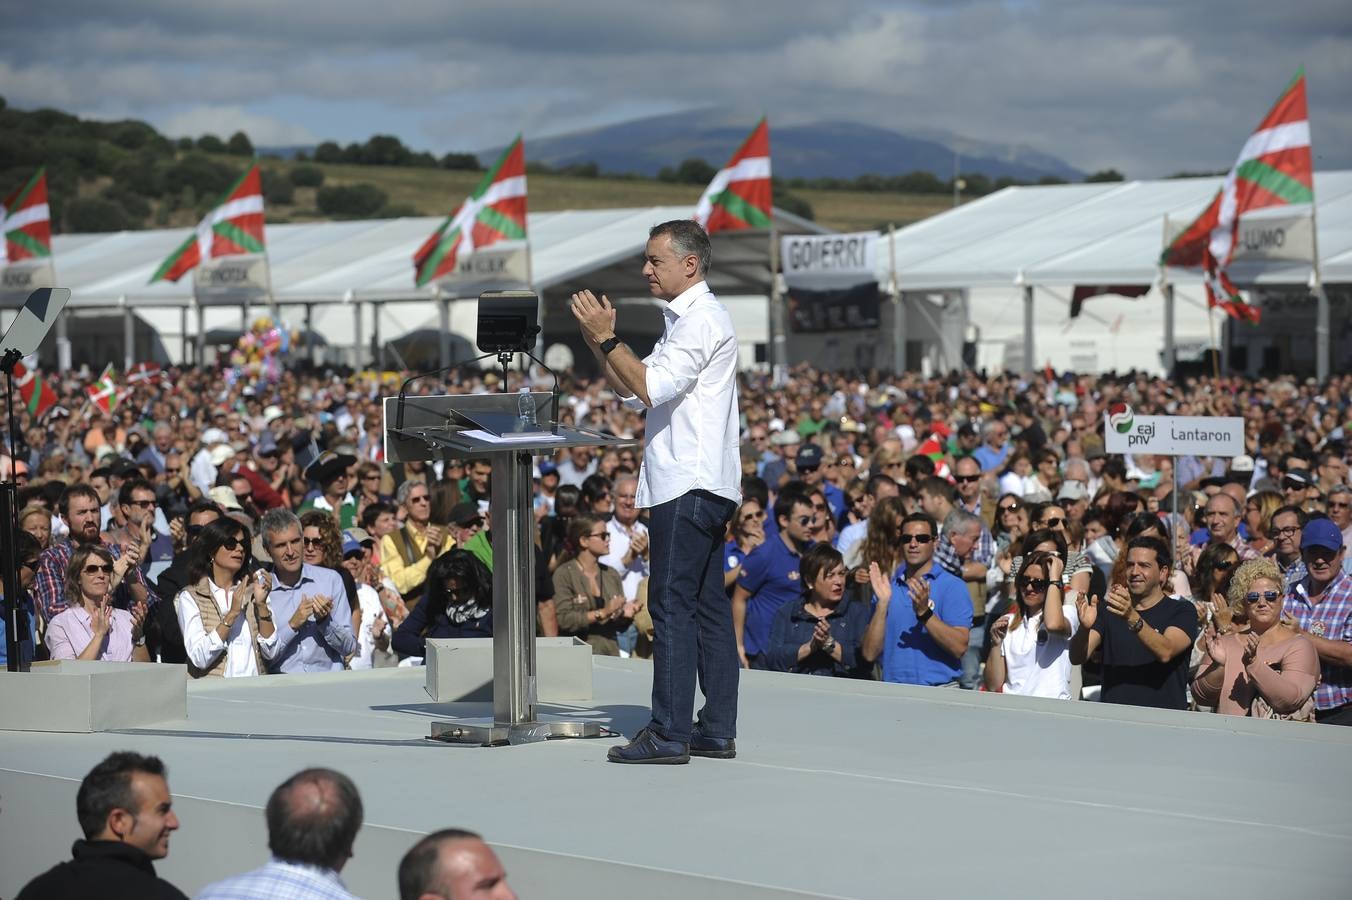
<box><xmin>646</xmin><ymin>489</ymin><xmax>739</xmax><ymax>743</ymax></box>
<box><xmin>960</xmin><ymin>616</ymin><xmax>983</xmax><ymax>690</ymax></box>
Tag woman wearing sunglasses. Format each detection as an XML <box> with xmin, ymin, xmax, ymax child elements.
<box><xmin>985</xmin><ymin>550</ymin><xmax>1077</xmax><ymax>697</ymax></box>
<box><xmin>46</xmin><ymin>545</ymin><xmax>151</xmax><ymax>662</ymax></box>
<box><xmin>1192</xmin><ymin>558</ymin><xmax>1319</xmax><ymax>721</ymax></box>
<box><xmin>174</xmin><ymin>519</ymin><xmax>275</xmax><ymax>677</ymax></box>
<box><xmin>552</xmin><ymin>514</ymin><xmax>632</xmax><ymax>656</ymax></box>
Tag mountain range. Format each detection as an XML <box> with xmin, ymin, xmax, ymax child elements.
<box><xmin>496</xmin><ymin>110</ymin><xmax>1085</xmax><ymax>182</ymax></box>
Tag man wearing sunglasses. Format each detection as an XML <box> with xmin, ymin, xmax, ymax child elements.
<box><xmin>861</xmin><ymin>512</ymin><xmax>971</xmax><ymax>687</ymax></box>
<box><xmin>1069</xmin><ymin>536</ymin><xmax>1198</xmax><ymax>710</ymax></box>
<box><xmin>1281</xmin><ymin>519</ymin><xmax>1352</xmax><ymax>724</ymax></box>
<box><xmin>734</xmin><ymin>489</ymin><xmax>815</xmax><ymax>672</ymax></box>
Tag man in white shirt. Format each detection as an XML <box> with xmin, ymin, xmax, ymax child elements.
<box><xmin>599</xmin><ymin>472</ymin><xmax>650</xmax><ymax>619</ymax></box>
<box><xmin>572</xmin><ymin>219</ymin><xmax>741</xmax><ymax>765</ymax></box>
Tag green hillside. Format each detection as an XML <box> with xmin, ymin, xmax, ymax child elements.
<box><xmin>0</xmin><ymin>99</ymin><xmax>953</xmax><ymax>235</ymax></box>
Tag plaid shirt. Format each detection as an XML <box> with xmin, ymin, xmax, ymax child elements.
<box><xmin>198</xmin><ymin>859</ymin><xmax>358</xmax><ymax>900</ymax></box>
<box><xmin>934</xmin><ymin>520</ymin><xmax>995</xmax><ymax>578</ymax></box>
<box><xmin>1284</xmin><ymin>568</ymin><xmax>1352</xmax><ymax>710</ymax></box>
<box><xmin>31</xmin><ymin>539</ymin><xmax>158</xmax><ymax>624</ymax></box>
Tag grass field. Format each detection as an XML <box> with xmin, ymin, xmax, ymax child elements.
<box><xmin>254</xmin><ymin>158</ymin><xmax>954</xmax><ymax>233</ymax></box>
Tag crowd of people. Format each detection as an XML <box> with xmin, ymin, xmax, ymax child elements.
<box><xmin>14</xmin><ymin>751</ymin><xmax>516</xmax><ymax>899</ymax></box>
<box><xmin>2</xmin><ymin>361</ymin><xmax>1350</xmax><ymax>725</ymax></box>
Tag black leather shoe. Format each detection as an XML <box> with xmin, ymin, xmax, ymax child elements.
<box><xmin>607</xmin><ymin>728</ymin><xmax>690</xmax><ymax>765</ymax></box>
<box><xmin>690</xmin><ymin>725</ymin><xmax>736</xmax><ymax>759</ymax></box>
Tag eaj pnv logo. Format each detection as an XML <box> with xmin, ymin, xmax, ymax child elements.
<box><xmin>1108</xmin><ymin>403</ymin><xmax>1134</xmax><ymax>434</ymax></box>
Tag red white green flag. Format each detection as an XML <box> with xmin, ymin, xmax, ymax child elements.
<box><xmin>1204</xmin><ymin>246</ymin><xmax>1261</xmax><ymax>323</ymax></box>
<box><xmin>150</xmin><ymin>164</ymin><xmax>266</xmax><ymax>283</ymax></box>
<box><xmin>85</xmin><ymin>364</ymin><xmax>121</xmax><ymax>414</ymax></box>
<box><xmin>414</xmin><ymin>137</ymin><xmax>527</xmax><ymax>287</ymax></box>
<box><xmin>2</xmin><ymin>168</ymin><xmax>53</xmax><ymax>265</ymax></box>
<box><xmin>694</xmin><ymin>119</ymin><xmax>772</xmax><ymax>234</ymax></box>
<box><xmin>13</xmin><ymin>360</ymin><xmax>57</xmax><ymax>419</ymax></box>
<box><xmin>1161</xmin><ymin>70</ymin><xmax>1313</xmax><ymax>270</ymax></box>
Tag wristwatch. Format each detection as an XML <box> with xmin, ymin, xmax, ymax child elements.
<box><xmin>599</xmin><ymin>335</ymin><xmax>622</xmax><ymax>355</ymax></box>
<box><xmin>822</xmin><ymin>637</ymin><xmax>837</xmax><ymax>654</ymax></box>
<box><xmin>1129</xmin><ymin>616</ymin><xmax>1145</xmax><ymax>634</ymax></box>
<box><xmin>917</xmin><ymin>603</ymin><xmax>935</xmax><ymax>625</ymax></box>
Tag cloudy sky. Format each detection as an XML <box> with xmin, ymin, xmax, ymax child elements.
<box><xmin>2</xmin><ymin>0</ymin><xmax>1349</xmax><ymax>177</ymax></box>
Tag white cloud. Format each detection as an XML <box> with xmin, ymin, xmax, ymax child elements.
<box><xmin>157</xmin><ymin>106</ymin><xmax>318</xmax><ymax>146</ymax></box>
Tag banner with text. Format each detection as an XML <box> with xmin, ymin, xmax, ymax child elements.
<box><xmin>782</xmin><ymin>231</ymin><xmax>880</xmax><ymax>333</ymax></box>
<box><xmin>1165</xmin><ymin>210</ymin><xmax>1315</xmax><ymax>266</ymax></box>
<box><xmin>432</xmin><ymin>240</ymin><xmax>530</xmax><ymax>298</ymax></box>
<box><xmin>193</xmin><ymin>253</ymin><xmax>271</xmax><ymax>306</ymax></box>
<box><xmin>0</xmin><ymin>259</ymin><xmax>57</xmax><ymax>308</ymax></box>
<box><xmin>1104</xmin><ymin>405</ymin><xmax>1244</xmax><ymax>456</ymax></box>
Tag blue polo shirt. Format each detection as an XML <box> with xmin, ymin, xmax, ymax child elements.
<box><xmin>972</xmin><ymin>442</ymin><xmax>1011</xmax><ymax>473</ymax></box>
<box><xmin>876</xmin><ymin>563</ymin><xmax>971</xmax><ymax>686</ymax></box>
<box><xmin>737</xmin><ymin>535</ymin><xmax>809</xmax><ymax>657</ymax></box>
<box><xmin>822</xmin><ymin>482</ymin><xmax>846</xmax><ymax>520</ymax></box>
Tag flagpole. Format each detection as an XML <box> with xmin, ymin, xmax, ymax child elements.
<box><xmin>889</xmin><ymin>223</ymin><xmax>903</xmax><ymax>374</ymax></box>
<box><xmin>1206</xmin><ymin>306</ymin><xmax>1220</xmax><ymax>380</ymax></box>
<box><xmin>769</xmin><ymin>224</ymin><xmax>786</xmax><ymax>386</ymax></box>
<box><xmin>1310</xmin><ymin>196</ymin><xmax>1329</xmax><ymax>382</ymax></box>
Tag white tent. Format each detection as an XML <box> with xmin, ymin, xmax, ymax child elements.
<box><xmin>881</xmin><ymin>171</ymin><xmax>1352</xmax><ymax>374</ymax></box>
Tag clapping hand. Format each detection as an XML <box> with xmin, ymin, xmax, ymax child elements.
<box><xmin>89</xmin><ymin>600</ymin><xmax>112</xmax><ymax>637</ymax></box>
<box><xmin>1202</xmin><ymin>625</ymin><xmax>1228</xmax><ymax>665</ymax></box>
<box><xmin>130</xmin><ymin>599</ymin><xmax>148</xmax><ymax>644</ymax></box>
<box><xmin>990</xmin><ymin>613</ymin><xmax>1014</xmax><ymax>646</ymax></box>
<box><xmin>289</xmin><ymin>596</ymin><xmax>316</xmax><ymax>629</ymax></box>
<box><xmin>867</xmin><ymin>562</ymin><xmax>892</xmax><ymax>604</ymax></box>
<box><xmin>1076</xmin><ymin>592</ymin><xmax>1100</xmax><ymax>630</ymax></box>
<box><xmin>907</xmin><ymin>575</ymin><xmax>931</xmax><ymax>618</ymax></box>
<box><xmin>1239</xmin><ymin>631</ymin><xmax>1261</xmax><ymax>665</ymax></box>
<box><xmin>310</xmin><ymin>593</ymin><xmax>335</xmax><ymax>619</ymax></box>
<box><xmin>810</xmin><ymin>618</ymin><xmax>832</xmax><ymax>649</ymax></box>
<box><xmin>569</xmin><ymin>290</ymin><xmax>618</xmax><ymax>347</ymax></box>
<box><xmin>603</xmin><ymin>593</ymin><xmax>627</xmax><ymax>622</ymax></box>
<box><xmin>1104</xmin><ymin>584</ymin><xmax>1133</xmax><ymax>620</ymax></box>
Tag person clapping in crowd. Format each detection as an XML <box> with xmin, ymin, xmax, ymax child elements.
<box><xmin>552</xmin><ymin>514</ymin><xmax>631</xmax><ymax>656</ymax></box>
<box><xmin>174</xmin><ymin>518</ymin><xmax>275</xmax><ymax>678</ymax></box>
<box><xmin>1192</xmin><ymin>558</ymin><xmax>1319</xmax><ymax>720</ymax></box>
<box><xmin>767</xmin><ymin>544</ymin><xmax>871</xmax><ymax>677</ymax></box>
<box><xmin>46</xmin><ymin>545</ymin><xmax>150</xmax><ymax>662</ymax></box>
<box><xmin>258</xmin><ymin>508</ymin><xmax>357</xmax><ymax>673</ymax></box>
<box><xmin>985</xmin><ymin>550</ymin><xmax>1078</xmax><ymax>698</ymax></box>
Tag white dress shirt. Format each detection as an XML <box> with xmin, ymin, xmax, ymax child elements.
<box><xmin>624</xmin><ymin>280</ymin><xmax>742</xmax><ymax>509</ymax></box>
<box><xmin>600</xmin><ymin>517</ymin><xmax>650</xmax><ymax>600</ymax></box>
<box><xmin>175</xmin><ymin>579</ymin><xmax>276</xmax><ymax>677</ymax></box>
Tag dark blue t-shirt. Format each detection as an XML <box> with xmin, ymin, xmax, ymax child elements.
<box><xmin>737</xmin><ymin>536</ymin><xmax>808</xmax><ymax>657</ymax></box>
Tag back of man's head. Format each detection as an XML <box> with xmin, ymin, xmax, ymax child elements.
<box><xmin>76</xmin><ymin>751</ymin><xmax>166</xmax><ymax>840</ymax></box>
<box><xmin>266</xmin><ymin>768</ymin><xmax>363</xmax><ymax>871</ymax></box>
<box><xmin>398</xmin><ymin>828</ymin><xmax>482</xmax><ymax>900</ymax></box>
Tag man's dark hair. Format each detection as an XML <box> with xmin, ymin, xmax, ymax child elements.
<box><xmin>904</xmin><ymin>454</ymin><xmax>936</xmax><ymax>483</ymax></box>
<box><xmin>901</xmin><ymin>511</ymin><xmax>938</xmax><ymax>538</ymax></box>
<box><xmin>1126</xmin><ymin>535</ymin><xmax>1172</xmax><ymax>571</ymax></box>
<box><xmin>118</xmin><ymin>477</ymin><xmax>157</xmax><ymax>507</ymax></box>
<box><xmin>398</xmin><ymin>829</ymin><xmax>482</xmax><ymax>900</ymax></box>
<box><xmin>799</xmin><ymin>543</ymin><xmax>845</xmax><ymax>590</ymax></box>
<box><xmin>739</xmin><ymin>475</ymin><xmax>770</xmax><ymax>510</ymax></box>
<box><xmin>917</xmin><ymin>476</ymin><xmax>956</xmax><ymax>505</ymax></box>
<box><xmin>1102</xmin><ymin>458</ymin><xmax>1127</xmax><ymax>481</ymax></box>
<box><xmin>266</xmin><ymin>768</ymin><xmax>363</xmax><ymax>870</ymax></box>
<box><xmin>59</xmin><ymin>483</ymin><xmax>101</xmax><ymax>518</ymax></box>
<box><xmin>651</xmin><ymin>219</ymin><xmax>712</xmax><ymax>275</ymax></box>
<box><xmin>76</xmin><ymin>752</ymin><xmax>167</xmax><ymax>839</ymax></box>
<box><xmin>864</xmin><ymin>473</ymin><xmax>899</xmax><ymax>499</ymax></box>
<box><xmin>773</xmin><ymin>483</ymin><xmax>812</xmax><ymax>524</ymax></box>
<box><xmin>360</xmin><ymin>501</ymin><xmax>399</xmax><ymax>531</ymax></box>
<box><xmin>186</xmin><ymin>497</ymin><xmax>225</xmax><ymax>523</ymax></box>
<box><xmin>1272</xmin><ymin>504</ymin><xmax>1308</xmax><ymax>528</ymax></box>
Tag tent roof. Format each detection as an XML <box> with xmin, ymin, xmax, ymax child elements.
<box><xmin>47</xmin><ymin>205</ymin><xmax>824</xmax><ymax>309</ymax></box>
<box><xmin>886</xmin><ymin>171</ymin><xmax>1352</xmax><ymax>291</ymax></box>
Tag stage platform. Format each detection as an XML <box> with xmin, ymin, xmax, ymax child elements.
<box><xmin>2</xmin><ymin>659</ymin><xmax>1349</xmax><ymax>899</ymax></box>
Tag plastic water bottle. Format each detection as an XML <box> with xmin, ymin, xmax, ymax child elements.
<box><xmin>517</xmin><ymin>391</ymin><xmax>537</xmax><ymax>428</ymax></box>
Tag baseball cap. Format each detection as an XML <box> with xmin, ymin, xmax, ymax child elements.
<box><xmin>341</xmin><ymin>531</ymin><xmax>364</xmax><ymax>557</ymax></box>
<box><xmin>263</xmin><ymin>405</ymin><xmax>285</xmax><ymax>424</ymax></box>
<box><xmin>1056</xmin><ymin>481</ymin><xmax>1088</xmax><ymax>501</ymax></box>
<box><xmin>209</xmin><ymin>444</ymin><xmax>236</xmax><ymax>467</ymax></box>
<box><xmin>538</xmin><ymin>459</ymin><xmax>558</xmax><ymax>476</ymax></box>
<box><xmin>449</xmin><ymin>501</ymin><xmax>483</xmax><ymax>527</ymax></box>
<box><xmin>207</xmin><ymin>486</ymin><xmax>244</xmax><ymax>511</ymax></box>
<box><xmin>1300</xmin><ymin>518</ymin><xmax>1343</xmax><ymax>552</ymax></box>
<box><xmin>1229</xmin><ymin>454</ymin><xmax>1255</xmax><ymax>473</ymax></box>
<box><xmin>796</xmin><ymin>444</ymin><xmax>824</xmax><ymax>469</ymax></box>
<box><xmin>256</xmin><ymin>433</ymin><xmax>279</xmax><ymax>456</ymax></box>
<box><xmin>1284</xmin><ymin>469</ymin><xmax>1315</xmax><ymax>488</ymax></box>
<box><xmin>770</xmin><ymin>429</ymin><xmax>801</xmax><ymax>447</ymax></box>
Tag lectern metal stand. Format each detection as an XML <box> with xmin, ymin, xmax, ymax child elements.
<box><xmin>384</xmin><ymin>391</ymin><xmax>631</xmax><ymax>746</ymax></box>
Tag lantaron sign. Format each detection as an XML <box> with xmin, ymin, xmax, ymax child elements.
<box><xmin>1103</xmin><ymin>403</ymin><xmax>1244</xmax><ymax>456</ymax></box>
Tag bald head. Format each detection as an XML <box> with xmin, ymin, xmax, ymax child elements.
<box><xmin>266</xmin><ymin>768</ymin><xmax>363</xmax><ymax>872</ymax></box>
<box><xmin>399</xmin><ymin>830</ymin><xmax>515</xmax><ymax>900</ymax></box>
